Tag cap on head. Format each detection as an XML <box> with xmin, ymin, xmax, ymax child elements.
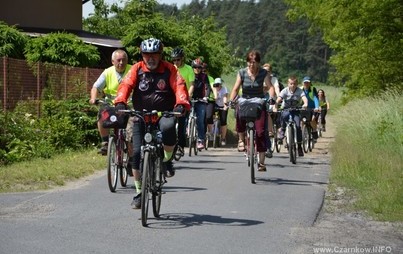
<box><xmin>213</xmin><ymin>77</ymin><xmax>223</xmax><ymax>87</ymax></box>
<box><xmin>303</xmin><ymin>76</ymin><xmax>311</xmax><ymax>83</ymax></box>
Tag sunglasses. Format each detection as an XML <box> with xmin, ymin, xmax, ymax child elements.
<box><xmin>172</xmin><ymin>58</ymin><xmax>181</xmax><ymax>62</ymax></box>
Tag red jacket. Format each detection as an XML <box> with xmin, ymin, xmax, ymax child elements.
<box><xmin>114</xmin><ymin>61</ymin><xmax>190</xmax><ymax>112</ymax></box>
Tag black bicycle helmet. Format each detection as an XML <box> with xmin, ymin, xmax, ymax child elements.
<box><xmin>171</xmin><ymin>47</ymin><xmax>184</xmax><ymax>58</ymax></box>
<box><xmin>191</xmin><ymin>58</ymin><xmax>203</xmax><ymax>68</ymax></box>
<box><xmin>140</xmin><ymin>38</ymin><xmax>163</xmax><ymax>53</ymax></box>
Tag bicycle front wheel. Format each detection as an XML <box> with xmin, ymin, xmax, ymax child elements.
<box><xmin>141</xmin><ymin>151</ymin><xmax>151</xmax><ymax>227</ymax></box>
<box><xmin>119</xmin><ymin>140</ymin><xmax>128</xmax><ymax>187</ymax></box>
<box><xmin>107</xmin><ymin>136</ymin><xmax>118</xmax><ymax>192</ymax></box>
<box><xmin>188</xmin><ymin>118</ymin><xmax>195</xmax><ymax>157</ymax></box>
<box><xmin>152</xmin><ymin>155</ymin><xmax>163</xmax><ymax>218</ymax></box>
<box><xmin>287</xmin><ymin>126</ymin><xmax>297</xmax><ymax>164</ymax></box>
<box><xmin>302</xmin><ymin>124</ymin><xmax>309</xmax><ymax>153</ymax></box>
<box><xmin>213</xmin><ymin>120</ymin><xmax>219</xmax><ymax>148</ymax></box>
<box><xmin>249</xmin><ymin>128</ymin><xmax>256</xmax><ymax>184</ymax></box>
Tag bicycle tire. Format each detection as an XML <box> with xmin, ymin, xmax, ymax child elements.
<box><xmin>287</xmin><ymin>126</ymin><xmax>297</xmax><ymax>164</ymax></box>
<box><xmin>107</xmin><ymin>136</ymin><xmax>118</xmax><ymax>192</ymax></box>
<box><xmin>302</xmin><ymin>124</ymin><xmax>309</xmax><ymax>153</ymax></box>
<box><xmin>141</xmin><ymin>151</ymin><xmax>151</xmax><ymax>227</ymax></box>
<box><xmin>205</xmin><ymin>132</ymin><xmax>209</xmax><ymax>150</ymax></box>
<box><xmin>152</xmin><ymin>155</ymin><xmax>163</xmax><ymax>218</ymax></box>
<box><xmin>193</xmin><ymin>122</ymin><xmax>198</xmax><ymax>155</ymax></box>
<box><xmin>308</xmin><ymin>126</ymin><xmax>315</xmax><ymax>152</ymax></box>
<box><xmin>188</xmin><ymin>118</ymin><xmax>195</xmax><ymax>157</ymax></box>
<box><xmin>119</xmin><ymin>139</ymin><xmax>128</xmax><ymax>187</ymax></box>
<box><xmin>213</xmin><ymin>120</ymin><xmax>219</xmax><ymax>148</ymax></box>
<box><xmin>249</xmin><ymin>128</ymin><xmax>256</xmax><ymax>184</ymax></box>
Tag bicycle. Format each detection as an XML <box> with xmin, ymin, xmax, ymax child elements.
<box><xmin>95</xmin><ymin>99</ymin><xmax>129</xmax><ymax>193</ymax></box>
<box><xmin>301</xmin><ymin>110</ymin><xmax>314</xmax><ymax>153</ymax></box>
<box><xmin>187</xmin><ymin>99</ymin><xmax>207</xmax><ymax>156</ymax></box>
<box><xmin>207</xmin><ymin>106</ymin><xmax>225</xmax><ymax>148</ymax></box>
<box><xmin>237</xmin><ymin>99</ymin><xmax>265</xmax><ymax>184</ymax></box>
<box><xmin>317</xmin><ymin>109</ymin><xmax>326</xmax><ymax>138</ymax></box>
<box><xmin>282</xmin><ymin>108</ymin><xmax>304</xmax><ymax>164</ymax></box>
<box><xmin>267</xmin><ymin>104</ymin><xmax>281</xmax><ymax>154</ymax></box>
<box><xmin>119</xmin><ymin>108</ymin><xmax>180</xmax><ymax>227</ymax></box>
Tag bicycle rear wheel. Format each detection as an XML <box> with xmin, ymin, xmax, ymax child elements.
<box><xmin>141</xmin><ymin>151</ymin><xmax>151</xmax><ymax>227</ymax></box>
<box><xmin>119</xmin><ymin>139</ymin><xmax>128</xmax><ymax>187</ymax></box>
<box><xmin>152</xmin><ymin>155</ymin><xmax>163</xmax><ymax>218</ymax></box>
<box><xmin>107</xmin><ymin>136</ymin><xmax>118</xmax><ymax>192</ymax></box>
<box><xmin>249</xmin><ymin>129</ymin><xmax>256</xmax><ymax>184</ymax></box>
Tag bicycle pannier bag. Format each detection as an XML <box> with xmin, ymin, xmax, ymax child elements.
<box><xmin>238</xmin><ymin>100</ymin><xmax>262</xmax><ymax>121</ymax></box>
<box><xmin>101</xmin><ymin>105</ymin><xmax>128</xmax><ymax>129</ymax></box>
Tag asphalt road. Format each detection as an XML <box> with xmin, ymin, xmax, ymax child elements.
<box><xmin>0</xmin><ymin>146</ymin><xmax>330</xmax><ymax>254</ymax></box>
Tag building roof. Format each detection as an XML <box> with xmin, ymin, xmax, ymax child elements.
<box><xmin>20</xmin><ymin>27</ymin><xmax>123</xmax><ymax>48</ymax></box>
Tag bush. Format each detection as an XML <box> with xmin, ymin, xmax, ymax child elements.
<box><xmin>0</xmin><ymin>99</ymin><xmax>99</xmax><ymax>166</ymax></box>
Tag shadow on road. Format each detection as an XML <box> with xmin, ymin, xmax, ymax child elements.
<box><xmin>146</xmin><ymin>212</ymin><xmax>264</xmax><ymax>229</ymax></box>
<box><xmin>255</xmin><ymin>177</ymin><xmax>327</xmax><ymax>187</ymax></box>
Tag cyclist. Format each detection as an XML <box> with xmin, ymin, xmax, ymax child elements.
<box><xmin>203</xmin><ymin>62</ymin><xmax>218</xmax><ymax>143</ymax></box>
<box><xmin>210</xmin><ymin>77</ymin><xmax>229</xmax><ymax>146</ymax></box>
<box><xmin>189</xmin><ymin>58</ymin><xmax>211</xmax><ymax>150</ymax></box>
<box><xmin>301</xmin><ymin>76</ymin><xmax>320</xmax><ymax>142</ymax></box>
<box><xmin>318</xmin><ymin>89</ymin><xmax>330</xmax><ymax>132</ymax></box>
<box><xmin>114</xmin><ymin>38</ymin><xmax>190</xmax><ymax>209</ymax></box>
<box><xmin>229</xmin><ymin>50</ymin><xmax>275</xmax><ymax>172</ymax></box>
<box><xmin>171</xmin><ymin>47</ymin><xmax>195</xmax><ymax>156</ymax></box>
<box><xmin>262</xmin><ymin>63</ymin><xmax>281</xmax><ymax>158</ymax></box>
<box><xmin>276</xmin><ymin>75</ymin><xmax>308</xmax><ymax>157</ymax></box>
<box><xmin>89</xmin><ymin>49</ymin><xmax>132</xmax><ymax>155</ymax></box>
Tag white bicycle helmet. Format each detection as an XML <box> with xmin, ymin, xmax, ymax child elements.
<box><xmin>140</xmin><ymin>38</ymin><xmax>163</xmax><ymax>53</ymax></box>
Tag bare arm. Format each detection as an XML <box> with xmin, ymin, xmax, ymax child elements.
<box><xmin>229</xmin><ymin>72</ymin><xmax>242</xmax><ymax>101</ymax></box>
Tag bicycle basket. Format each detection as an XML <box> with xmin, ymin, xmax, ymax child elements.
<box><xmin>100</xmin><ymin>105</ymin><xmax>128</xmax><ymax>129</ymax></box>
<box><xmin>238</xmin><ymin>100</ymin><xmax>262</xmax><ymax>121</ymax></box>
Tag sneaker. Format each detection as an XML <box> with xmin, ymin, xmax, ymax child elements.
<box><xmin>164</xmin><ymin>161</ymin><xmax>175</xmax><ymax>178</ymax></box>
<box><xmin>322</xmin><ymin>125</ymin><xmax>326</xmax><ymax>132</ymax></box>
<box><xmin>197</xmin><ymin>141</ymin><xmax>205</xmax><ymax>150</ymax></box>
<box><xmin>98</xmin><ymin>142</ymin><xmax>108</xmax><ymax>156</ymax></box>
<box><xmin>237</xmin><ymin>140</ymin><xmax>245</xmax><ymax>152</ymax></box>
<box><xmin>221</xmin><ymin>139</ymin><xmax>226</xmax><ymax>146</ymax></box>
<box><xmin>258</xmin><ymin>163</ymin><xmax>267</xmax><ymax>172</ymax></box>
<box><xmin>131</xmin><ymin>193</ymin><xmax>141</xmax><ymax>209</ymax></box>
<box><xmin>265</xmin><ymin>150</ymin><xmax>273</xmax><ymax>158</ymax></box>
<box><xmin>298</xmin><ymin>146</ymin><xmax>304</xmax><ymax>157</ymax></box>
<box><xmin>175</xmin><ymin>146</ymin><xmax>184</xmax><ymax>157</ymax></box>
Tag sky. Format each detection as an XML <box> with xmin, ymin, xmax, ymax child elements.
<box><xmin>83</xmin><ymin>0</ymin><xmax>192</xmax><ymax>18</ymax></box>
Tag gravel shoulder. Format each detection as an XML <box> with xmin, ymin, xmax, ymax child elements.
<box><xmin>291</xmin><ymin>119</ymin><xmax>403</xmax><ymax>253</ymax></box>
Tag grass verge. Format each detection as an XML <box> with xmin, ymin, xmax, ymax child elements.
<box><xmin>330</xmin><ymin>91</ymin><xmax>403</xmax><ymax>221</ymax></box>
<box><xmin>0</xmin><ymin>149</ymin><xmax>105</xmax><ymax>193</ymax></box>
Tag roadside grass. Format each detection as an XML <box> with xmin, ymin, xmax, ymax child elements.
<box><xmin>0</xmin><ymin>149</ymin><xmax>105</xmax><ymax>193</ymax></box>
<box><xmin>330</xmin><ymin>91</ymin><xmax>403</xmax><ymax>221</ymax></box>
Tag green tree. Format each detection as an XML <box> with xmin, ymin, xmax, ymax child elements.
<box><xmin>285</xmin><ymin>0</ymin><xmax>403</xmax><ymax>96</ymax></box>
<box><xmin>0</xmin><ymin>21</ymin><xmax>28</xmax><ymax>59</ymax></box>
<box><xmin>83</xmin><ymin>0</ymin><xmax>232</xmax><ymax>77</ymax></box>
<box><xmin>24</xmin><ymin>32</ymin><xmax>100</xmax><ymax>67</ymax></box>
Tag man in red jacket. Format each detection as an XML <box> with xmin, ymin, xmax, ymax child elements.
<box><xmin>114</xmin><ymin>38</ymin><xmax>190</xmax><ymax>209</ymax></box>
